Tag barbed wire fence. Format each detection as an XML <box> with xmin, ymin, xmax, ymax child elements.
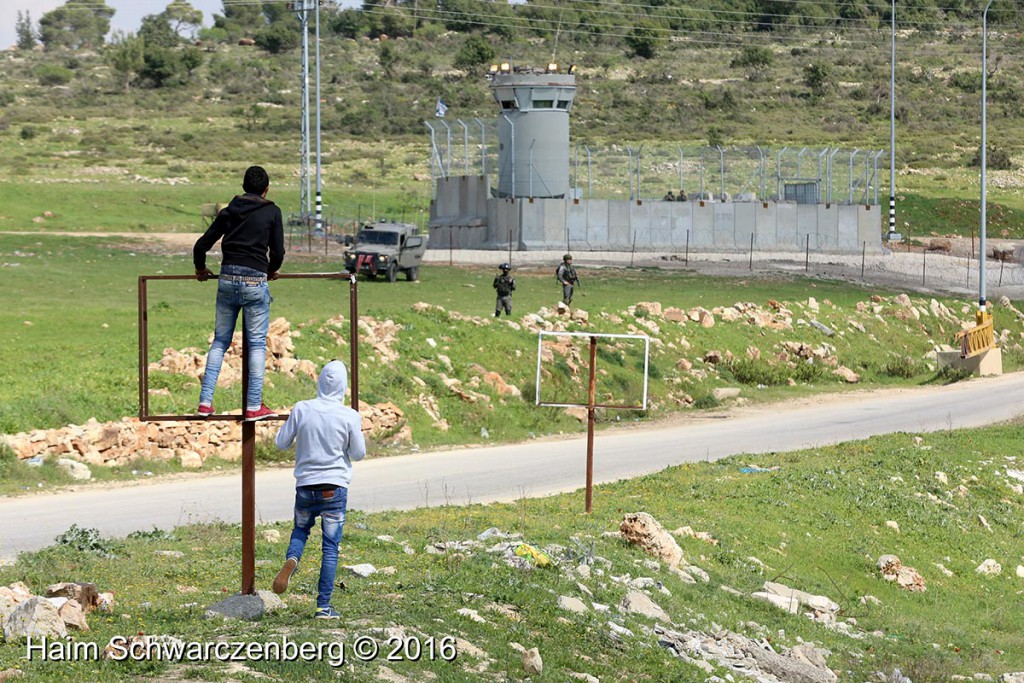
<box><xmin>426</xmin><ymin>119</ymin><xmax>885</xmax><ymax>205</ymax></box>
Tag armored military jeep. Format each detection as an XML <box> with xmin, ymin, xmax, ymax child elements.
<box><xmin>343</xmin><ymin>221</ymin><xmax>428</xmax><ymax>282</ymax></box>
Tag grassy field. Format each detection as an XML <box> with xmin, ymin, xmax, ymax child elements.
<box><xmin>3</xmin><ymin>231</ymin><xmax>1016</xmax><ymax>438</ymax></box>
<box><xmin>1</xmin><ymin>424</ymin><xmax>1022</xmax><ymax>682</ymax></box>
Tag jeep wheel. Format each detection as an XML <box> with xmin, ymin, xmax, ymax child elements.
<box><xmin>387</xmin><ymin>261</ymin><xmax>398</xmax><ymax>283</ymax></box>
<box><xmin>406</xmin><ymin>266</ymin><xmax>419</xmax><ymax>282</ymax></box>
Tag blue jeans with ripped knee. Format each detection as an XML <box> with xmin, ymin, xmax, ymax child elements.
<box><xmin>285</xmin><ymin>486</ymin><xmax>347</xmax><ymax>609</ymax></box>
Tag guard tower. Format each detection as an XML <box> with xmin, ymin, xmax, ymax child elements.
<box><xmin>490</xmin><ymin>64</ymin><xmax>576</xmax><ymax>199</ymax></box>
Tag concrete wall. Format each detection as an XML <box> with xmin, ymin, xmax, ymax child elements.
<box><xmin>428</xmin><ymin>177</ymin><xmax>883</xmax><ymax>252</ymax></box>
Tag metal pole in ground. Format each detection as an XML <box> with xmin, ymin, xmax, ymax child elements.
<box><xmin>685</xmin><ymin>230</ymin><xmax>689</xmax><ymax>265</ymax></box>
<box><xmin>241</xmin><ymin>333</ymin><xmax>255</xmax><ymax>595</ymax></box>
<box><xmin>349</xmin><ymin>275</ymin><xmax>359</xmax><ymax>410</ymax></box>
<box><xmin>585</xmin><ymin>336</ymin><xmax>597</xmax><ymax>514</ymax></box>
<box><xmin>862</xmin><ymin>242</ymin><xmax>866</xmax><ymax>278</ymax></box>
<box><xmin>922</xmin><ymin>248</ymin><xmax>926</xmax><ymax>287</ymax></box>
<box><xmin>749</xmin><ymin>233</ymin><xmax>754</xmax><ymax>271</ymax></box>
<box><xmin>805</xmin><ymin>234</ymin><xmax>810</xmax><ymax>272</ymax></box>
<box><xmin>980</xmin><ymin>0</ymin><xmax>993</xmax><ymax>312</ymax></box>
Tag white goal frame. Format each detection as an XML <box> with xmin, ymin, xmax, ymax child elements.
<box><xmin>534</xmin><ymin>330</ymin><xmax>650</xmax><ymax>410</ymax></box>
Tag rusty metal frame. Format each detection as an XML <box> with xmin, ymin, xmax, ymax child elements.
<box><xmin>534</xmin><ymin>330</ymin><xmax>650</xmax><ymax>513</ymax></box>
<box><xmin>137</xmin><ymin>272</ymin><xmax>359</xmax><ymax>595</ymax></box>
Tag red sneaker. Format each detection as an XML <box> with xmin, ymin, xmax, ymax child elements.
<box><xmin>244</xmin><ymin>403</ymin><xmax>277</xmax><ymax>422</ymax></box>
<box><xmin>197</xmin><ymin>404</ymin><xmax>214</xmax><ymax>417</ymax></box>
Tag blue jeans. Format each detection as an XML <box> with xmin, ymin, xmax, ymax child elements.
<box><xmin>286</xmin><ymin>486</ymin><xmax>347</xmax><ymax>609</ymax></box>
<box><xmin>198</xmin><ymin>265</ymin><xmax>271</xmax><ymax>410</ymax></box>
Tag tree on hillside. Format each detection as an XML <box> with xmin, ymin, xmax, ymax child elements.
<box><xmin>38</xmin><ymin>1</ymin><xmax>115</xmax><ymax>50</ymax></box>
<box><xmin>255</xmin><ymin>21</ymin><xmax>302</xmax><ymax>54</ymax></box>
<box><xmin>213</xmin><ymin>1</ymin><xmax>265</xmax><ymax>40</ymax></box>
<box><xmin>105</xmin><ymin>31</ymin><xmax>144</xmax><ymax>92</ymax></box>
<box><xmin>804</xmin><ymin>62</ymin><xmax>833</xmax><ymax>99</ymax></box>
<box><xmin>454</xmin><ymin>34</ymin><xmax>495</xmax><ymax>70</ymax></box>
<box><xmin>625</xmin><ymin>22</ymin><xmax>662</xmax><ymax>60</ymax></box>
<box><xmin>16</xmin><ymin>11</ymin><xmax>36</xmax><ymax>51</ymax></box>
<box><xmin>165</xmin><ymin>0</ymin><xmax>203</xmax><ymax>40</ymax></box>
<box><xmin>139</xmin><ymin>13</ymin><xmax>180</xmax><ymax>48</ymax></box>
<box><xmin>137</xmin><ymin>44</ymin><xmax>203</xmax><ymax>88</ymax></box>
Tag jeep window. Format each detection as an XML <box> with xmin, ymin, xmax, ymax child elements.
<box><xmin>356</xmin><ymin>230</ymin><xmax>399</xmax><ymax>245</ymax></box>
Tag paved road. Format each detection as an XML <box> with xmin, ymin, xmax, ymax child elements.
<box><xmin>3</xmin><ymin>373</ymin><xmax>1024</xmax><ymax>561</ymax></box>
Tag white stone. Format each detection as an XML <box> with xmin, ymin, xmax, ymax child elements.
<box><xmin>522</xmin><ymin>647</ymin><xmax>543</xmax><ymax>675</ymax></box>
<box><xmin>557</xmin><ymin>595</ymin><xmax>589</xmax><ymax>614</ymax></box>
<box><xmin>3</xmin><ymin>597</ymin><xmax>68</xmax><ymax>641</ymax></box>
<box><xmin>345</xmin><ymin>563</ymin><xmax>377</xmax><ymax>578</ymax></box>
<box><xmin>976</xmin><ymin>559</ymin><xmax>1002</xmax><ymax>576</ymax></box>
<box><xmin>56</xmin><ymin>458</ymin><xmax>91</xmax><ymax>481</ymax></box>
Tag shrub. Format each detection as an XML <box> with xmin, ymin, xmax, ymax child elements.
<box><xmin>454</xmin><ymin>34</ymin><xmax>496</xmax><ymax>70</ymax></box>
<box><xmin>731</xmin><ymin>45</ymin><xmax>773</xmax><ymax>70</ymax></box>
<box><xmin>882</xmin><ymin>354</ymin><xmax>919</xmax><ymax>379</ymax></box>
<box><xmin>35</xmin><ymin>64</ymin><xmax>74</xmax><ymax>86</ymax></box>
<box><xmin>54</xmin><ymin>524</ymin><xmax>116</xmax><ymax>557</ymax></box>
<box><xmin>19</xmin><ymin>125</ymin><xmax>38</xmax><ymax>140</ymax></box>
<box><xmin>969</xmin><ymin>144</ymin><xmax>1013</xmax><ymax>171</ymax></box>
<box><xmin>791</xmin><ymin>359</ymin><xmax>829</xmax><ymax>383</ymax></box>
<box><xmin>729</xmin><ymin>358</ymin><xmax>789</xmax><ymax>386</ymax></box>
<box><xmin>255</xmin><ymin>23</ymin><xmax>301</xmax><ymax>54</ymax></box>
<box><xmin>949</xmin><ymin>70</ymin><xmax>981</xmax><ymax>93</ymax></box>
<box><xmin>692</xmin><ymin>394</ymin><xmax>721</xmax><ymax>410</ymax></box>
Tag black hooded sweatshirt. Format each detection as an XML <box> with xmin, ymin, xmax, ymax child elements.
<box><xmin>193</xmin><ymin>194</ymin><xmax>285</xmax><ymax>275</ymax></box>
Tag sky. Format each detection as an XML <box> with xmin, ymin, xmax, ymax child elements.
<box><xmin>0</xmin><ymin>1</ymin><xmax>355</xmax><ymax>51</ymax></box>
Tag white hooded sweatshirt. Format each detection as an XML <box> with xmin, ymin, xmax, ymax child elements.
<box><xmin>275</xmin><ymin>360</ymin><xmax>366</xmax><ymax>489</ymax></box>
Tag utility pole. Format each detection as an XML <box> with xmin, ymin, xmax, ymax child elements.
<box><xmin>315</xmin><ymin>0</ymin><xmax>323</xmax><ymax>234</ymax></box>
<box><xmin>292</xmin><ymin>1</ymin><xmax>325</xmax><ymax>228</ymax></box>
<box><xmin>888</xmin><ymin>0</ymin><xmax>899</xmax><ymax>241</ymax></box>
<box><xmin>980</xmin><ymin>0</ymin><xmax>993</xmax><ymax>313</ymax></box>
<box><xmin>295</xmin><ymin>1</ymin><xmax>311</xmax><ymax>223</ymax></box>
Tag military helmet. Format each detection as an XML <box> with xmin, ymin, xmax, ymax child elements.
<box><xmin>563</xmin><ymin>253</ymin><xmax>573</xmax><ymax>261</ymax></box>
<box><xmin>499</xmin><ymin>262</ymin><xmax>510</xmax><ymax>271</ymax></box>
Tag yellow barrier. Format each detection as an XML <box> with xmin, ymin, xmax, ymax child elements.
<box><xmin>956</xmin><ymin>310</ymin><xmax>995</xmax><ymax>359</ymax></box>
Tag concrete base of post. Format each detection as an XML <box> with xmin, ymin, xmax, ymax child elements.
<box><xmin>936</xmin><ymin>347</ymin><xmax>1002</xmax><ymax>377</ymax></box>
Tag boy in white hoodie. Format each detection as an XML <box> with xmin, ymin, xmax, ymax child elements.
<box><xmin>272</xmin><ymin>360</ymin><xmax>366</xmax><ymax>619</ymax></box>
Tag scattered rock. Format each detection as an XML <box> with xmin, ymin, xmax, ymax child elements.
<box><xmin>885</xmin><ymin>520</ymin><xmax>900</xmax><ymax>534</ymax></box>
<box><xmin>522</xmin><ymin>647</ymin><xmax>543</xmax><ymax>675</ymax></box>
<box><xmin>620</xmin><ymin>591</ymin><xmax>670</xmax><ymax>623</ymax></box>
<box><xmin>55</xmin><ymin>598</ymin><xmax>88</xmax><ymax>631</ymax></box>
<box><xmin>877</xmin><ymin>555</ymin><xmax>926</xmax><ymax>591</ymax></box>
<box><xmin>751</xmin><ymin>581</ymin><xmax>839</xmax><ymax>623</ymax></box>
<box><xmin>56</xmin><ymin>458</ymin><xmax>91</xmax><ymax>480</ymax></box>
<box><xmin>619</xmin><ymin>512</ymin><xmax>685</xmax><ymax>567</ymax></box>
<box><xmin>557</xmin><ymin>595</ymin><xmax>589</xmax><ymax>614</ymax></box>
<box><xmin>976</xmin><ymin>559</ymin><xmax>1002</xmax><ymax>576</ymax></box>
<box><xmin>44</xmin><ymin>582</ymin><xmax>99</xmax><ymax>611</ymax></box>
<box><xmin>3</xmin><ymin>597</ymin><xmax>67</xmax><ymax>641</ymax></box>
<box><xmin>261</xmin><ymin>529</ymin><xmax>281</xmax><ymax>543</ymax></box>
<box><xmin>457</xmin><ymin>608</ymin><xmax>486</xmax><ymax>623</ymax></box>
<box><xmin>345</xmin><ymin>563</ymin><xmax>377</xmax><ymax>578</ymax></box>
<box><xmin>206</xmin><ymin>592</ymin><xmax>283</xmax><ymax>621</ymax></box>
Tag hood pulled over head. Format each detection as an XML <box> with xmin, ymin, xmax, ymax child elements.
<box><xmin>317</xmin><ymin>360</ymin><xmax>348</xmax><ymax>401</ymax></box>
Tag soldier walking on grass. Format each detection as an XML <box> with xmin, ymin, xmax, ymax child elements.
<box><xmin>556</xmin><ymin>253</ymin><xmax>579</xmax><ymax>306</ymax></box>
<box><xmin>493</xmin><ymin>263</ymin><xmax>516</xmax><ymax>317</ymax></box>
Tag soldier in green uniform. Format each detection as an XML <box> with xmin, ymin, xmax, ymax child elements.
<box><xmin>493</xmin><ymin>263</ymin><xmax>516</xmax><ymax>317</ymax></box>
<box><xmin>556</xmin><ymin>254</ymin><xmax>579</xmax><ymax>306</ymax></box>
